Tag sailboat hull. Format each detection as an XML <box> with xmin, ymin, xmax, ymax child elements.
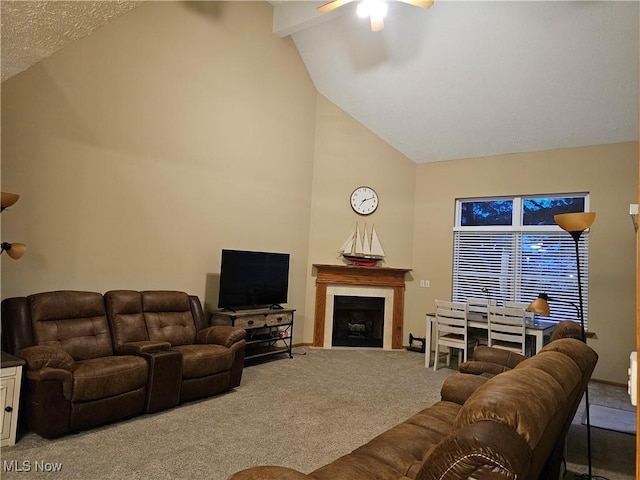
<box><xmin>342</xmin><ymin>255</ymin><xmax>381</xmax><ymax>267</ymax></box>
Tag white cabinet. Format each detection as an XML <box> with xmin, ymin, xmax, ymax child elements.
<box><xmin>1</xmin><ymin>352</ymin><xmax>25</xmax><ymax>447</ymax></box>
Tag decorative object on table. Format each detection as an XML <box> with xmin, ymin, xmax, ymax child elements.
<box><xmin>338</xmin><ymin>222</ymin><xmax>385</xmax><ymax>266</ymax></box>
<box><xmin>528</xmin><ymin>211</ymin><xmax>596</xmax><ymax>480</ymax></box>
<box><xmin>407</xmin><ymin>333</ymin><xmax>426</xmax><ymax>353</ymax></box>
<box><xmin>0</xmin><ymin>191</ymin><xmax>26</xmax><ymax>260</ymax></box>
<box><xmin>350</xmin><ymin>186</ymin><xmax>379</xmax><ymax>215</ymax></box>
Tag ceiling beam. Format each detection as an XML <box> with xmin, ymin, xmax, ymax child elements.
<box><xmin>269</xmin><ymin>0</ymin><xmax>351</xmax><ymax>38</ymax></box>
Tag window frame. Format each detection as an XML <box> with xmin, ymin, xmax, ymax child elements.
<box><xmin>452</xmin><ymin>193</ymin><xmax>591</xmax><ymax>326</ymax></box>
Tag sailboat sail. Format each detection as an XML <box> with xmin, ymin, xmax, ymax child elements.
<box><xmin>338</xmin><ymin>223</ymin><xmax>385</xmax><ymax>266</ymax></box>
<box><xmin>369</xmin><ymin>226</ymin><xmax>385</xmax><ymax>257</ymax></box>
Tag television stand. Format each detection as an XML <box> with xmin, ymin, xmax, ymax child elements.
<box><xmin>210</xmin><ymin>307</ymin><xmax>295</xmax><ymax>363</ymax></box>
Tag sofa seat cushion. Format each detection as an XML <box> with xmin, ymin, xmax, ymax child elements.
<box><xmin>311</xmin><ymin>401</ymin><xmax>461</xmax><ymax>480</ymax></box>
<box><xmin>72</xmin><ymin>355</ymin><xmax>148</xmax><ymax>402</ymax></box>
<box><xmin>172</xmin><ymin>344</ymin><xmax>233</xmax><ymax>379</ymax></box>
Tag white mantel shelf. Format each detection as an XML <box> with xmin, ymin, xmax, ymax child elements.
<box><xmin>312</xmin><ymin>264</ymin><xmax>412</xmax><ymax>349</ymax></box>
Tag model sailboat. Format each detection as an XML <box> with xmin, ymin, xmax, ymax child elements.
<box><xmin>338</xmin><ymin>223</ymin><xmax>385</xmax><ymax>267</ymax></box>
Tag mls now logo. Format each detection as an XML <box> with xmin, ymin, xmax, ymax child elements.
<box><xmin>3</xmin><ymin>460</ymin><xmax>63</xmax><ymax>472</ymax></box>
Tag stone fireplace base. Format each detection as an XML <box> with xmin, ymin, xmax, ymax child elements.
<box><xmin>312</xmin><ymin>264</ymin><xmax>411</xmax><ymax>349</ymax></box>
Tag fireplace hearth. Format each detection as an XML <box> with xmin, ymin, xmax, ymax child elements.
<box><xmin>332</xmin><ymin>296</ymin><xmax>385</xmax><ymax>348</ymax></box>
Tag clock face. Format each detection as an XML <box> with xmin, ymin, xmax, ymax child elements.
<box><xmin>350</xmin><ymin>186</ymin><xmax>379</xmax><ymax>215</ymax></box>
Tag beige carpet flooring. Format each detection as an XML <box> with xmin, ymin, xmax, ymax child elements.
<box><xmin>1</xmin><ymin>347</ymin><xmax>635</xmax><ymax>480</ymax></box>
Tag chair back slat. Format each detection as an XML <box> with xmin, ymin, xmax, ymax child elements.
<box><xmin>488</xmin><ymin>305</ymin><xmax>527</xmax><ymax>355</ymax></box>
<box><xmin>504</xmin><ymin>301</ymin><xmax>535</xmax><ymax>323</ymax></box>
<box><xmin>434</xmin><ymin>300</ymin><xmax>477</xmax><ymax>370</ymax></box>
<box><xmin>466</xmin><ymin>297</ymin><xmax>497</xmax><ymax>316</ymax></box>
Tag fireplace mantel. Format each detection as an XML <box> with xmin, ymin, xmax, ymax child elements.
<box><xmin>312</xmin><ymin>264</ymin><xmax>411</xmax><ymax>349</ymax></box>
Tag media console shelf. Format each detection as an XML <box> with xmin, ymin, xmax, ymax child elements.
<box><xmin>211</xmin><ymin>307</ymin><xmax>295</xmax><ymax>363</ymax></box>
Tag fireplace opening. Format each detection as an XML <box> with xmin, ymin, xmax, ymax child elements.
<box><xmin>332</xmin><ymin>296</ymin><xmax>385</xmax><ymax>348</ymax></box>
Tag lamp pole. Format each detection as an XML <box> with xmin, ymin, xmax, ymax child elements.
<box><xmin>555</xmin><ymin>212</ymin><xmax>595</xmax><ymax>480</ymax></box>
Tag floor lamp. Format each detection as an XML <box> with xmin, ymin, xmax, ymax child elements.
<box><xmin>530</xmin><ymin>212</ymin><xmax>595</xmax><ymax>479</ymax></box>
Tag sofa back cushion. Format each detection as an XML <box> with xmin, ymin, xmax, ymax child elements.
<box><xmin>142</xmin><ymin>291</ymin><xmax>197</xmax><ymax>346</ymax></box>
<box><xmin>104</xmin><ymin>290</ymin><xmax>149</xmax><ymax>349</ymax></box>
<box><xmin>513</xmin><ymin>350</ymin><xmax>581</xmax><ymax>398</ymax></box>
<box><xmin>454</xmin><ymin>367</ymin><xmax>567</xmax><ymax>450</ymax></box>
<box><xmin>28</xmin><ymin>291</ymin><xmax>113</xmax><ymax>361</ymax></box>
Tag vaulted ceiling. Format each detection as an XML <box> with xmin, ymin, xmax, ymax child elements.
<box><xmin>2</xmin><ymin>1</ymin><xmax>638</xmax><ymax>164</ymax></box>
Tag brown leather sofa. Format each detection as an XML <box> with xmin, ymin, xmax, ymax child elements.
<box><xmin>1</xmin><ymin>290</ymin><xmax>246</xmax><ymax>439</ymax></box>
<box><xmin>105</xmin><ymin>290</ymin><xmax>246</xmax><ymax>404</ymax></box>
<box><xmin>229</xmin><ymin>334</ymin><xmax>598</xmax><ymax>480</ymax></box>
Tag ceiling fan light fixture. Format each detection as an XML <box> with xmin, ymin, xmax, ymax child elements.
<box><xmin>357</xmin><ymin>0</ymin><xmax>388</xmax><ymax>20</ymax></box>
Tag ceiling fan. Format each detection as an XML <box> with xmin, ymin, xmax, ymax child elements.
<box><xmin>317</xmin><ymin>0</ymin><xmax>434</xmax><ymax>32</ymax></box>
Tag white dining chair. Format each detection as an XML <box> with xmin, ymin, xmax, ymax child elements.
<box><xmin>504</xmin><ymin>301</ymin><xmax>535</xmax><ymax>323</ymax></box>
<box><xmin>466</xmin><ymin>297</ymin><xmax>496</xmax><ymax>345</ymax></box>
<box><xmin>433</xmin><ymin>300</ymin><xmax>477</xmax><ymax>370</ymax></box>
<box><xmin>504</xmin><ymin>301</ymin><xmax>536</xmax><ymax>354</ymax></box>
<box><xmin>487</xmin><ymin>305</ymin><xmax>527</xmax><ymax>355</ymax></box>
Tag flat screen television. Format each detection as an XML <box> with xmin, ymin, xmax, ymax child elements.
<box><xmin>217</xmin><ymin>249</ymin><xmax>290</xmax><ymax>311</ymax></box>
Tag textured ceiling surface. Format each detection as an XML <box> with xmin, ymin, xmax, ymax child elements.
<box><xmin>1</xmin><ymin>0</ymin><xmax>143</xmax><ymax>82</ymax></box>
<box><xmin>2</xmin><ymin>1</ymin><xmax>638</xmax><ymax>164</ymax></box>
<box><xmin>280</xmin><ymin>0</ymin><xmax>639</xmax><ymax>163</ymax></box>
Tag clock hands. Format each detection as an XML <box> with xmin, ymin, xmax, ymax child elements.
<box><xmin>359</xmin><ymin>196</ymin><xmax>375</xmax><ymax>206</ymax></box>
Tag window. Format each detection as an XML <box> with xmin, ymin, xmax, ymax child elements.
<box><xmin>452</xmin><ymin>194</ymin><xmax>590</xmax><ymax>325</ymax></box>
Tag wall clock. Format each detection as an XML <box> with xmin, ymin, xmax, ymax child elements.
<box><xmin>350</xmin><ymin>186</ymin><xmax>379</xmax><ymax>215</ymax></box>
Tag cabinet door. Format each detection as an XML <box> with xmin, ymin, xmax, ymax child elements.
<box><xmin>1</xmin><ymin>376</ymin><xmax>15</xmax><ymax>442</ymax></box>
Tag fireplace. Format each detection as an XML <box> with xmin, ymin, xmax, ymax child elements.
<box><xmin>332</xmin><ymin>296</ymin><xmax>385</xmax><ymax>348</ymax></box>
<box><xmin>312</xmin><ymin>264</ymin><xmax>411</xmax><ymax>350</ymax></box>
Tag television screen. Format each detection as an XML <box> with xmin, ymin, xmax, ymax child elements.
<box><xmin>218</xmin><ymin>249</ymin><xmax>290</xmax><ymax>310</ymax></box>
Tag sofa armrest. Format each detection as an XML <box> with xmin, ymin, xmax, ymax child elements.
<box><xmin>228</xmin><ymin>466</ymin><xmax>313</xmax><ymax>480</ymax></box>
<box><xmin>16</xmin><ymin>345</ymin><xmax>75</xmax><ymax>371</ymax></box>
<box><xmin>440</xmin><ymin>373</ymin><xmax>489</xmax><ymax>405</ymax></box>
<box><xmin>196</xmin><ymin>326</ymin><xmax>246</xmax><ymax>347</ymax></box>
<box><xmin>118</xmin><ymin>341</ymin><xmax>171</xmax><ymax>354</ymax></box>
<box><xmin>418</xmin><ymin>421</ymin><xmax>531</xmax><ymax>480</ymax></box>
<box><xmin>459</xmin><ymin>360</ymin><xmax>513</xmax><ymax>377</ymax></box>
<box><xmin>468</xmin><ymin>346</ymin><xmax>527</xmax><ymax>369</ymax></box>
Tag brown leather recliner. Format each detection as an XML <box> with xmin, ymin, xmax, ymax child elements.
<box><xmin>1</xmin><ymin>291</ymin><xmax>149</xmax><ymax>439</ymax></box>
<box><xmin>104</xmin><ymin>290</ymin><xmax>246</xmax><ymax>403</ymax></box>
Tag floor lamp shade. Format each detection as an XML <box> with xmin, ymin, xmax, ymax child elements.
<box><xmin>554</xmin><ymin>212</ymin><xmax>596</xmax><ymax>233</ymax></box>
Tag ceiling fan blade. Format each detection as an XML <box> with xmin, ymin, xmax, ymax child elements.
<box><xmin>397</xmin><ymin>0</ymin><xmax>434</xmax><ymax>9</ymax></box>
<box><xmin>317</xmin><ymin>0</ymin><xmax>355</xmax><ymax>14</ymax></box>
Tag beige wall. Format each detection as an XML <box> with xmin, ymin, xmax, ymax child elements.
<box><xmin>1</xmin><ymin>1</ymin><xmax>637</xmax><ymax>384</ymax></box>
<box><xmin>409</xmin><ymin>142</ymin><xmax>639</xmax><ymax>383</ymax></box>
<box><xmin>302</xmin><ymin>95</ymin><xmax>416</xmax><ymax>344</ymax></box>
<box><xmin>0</xmin><ymin>2</ymin><xmax>319</xmax><ymax>343</ymax></box>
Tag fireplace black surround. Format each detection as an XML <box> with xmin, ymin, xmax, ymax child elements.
<box><xmin>332</xmin><ymin>296</ymin><xmax>385</xmax><ymax>348</ymax></box>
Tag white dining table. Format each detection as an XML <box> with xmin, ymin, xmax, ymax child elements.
<box><xmin>424</xmin><ymin>311</ymin><xmax>557</xmax><ymax>368</ymax></box>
